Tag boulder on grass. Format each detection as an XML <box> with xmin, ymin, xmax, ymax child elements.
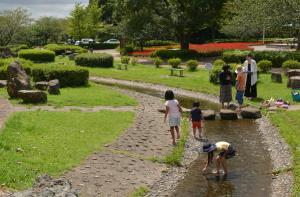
<box><xmin>240</xmin><ymin>107</ymin><xmax>262</xmax><ymax>119</ymax></box>
<box><xmin>0</xmin><ymin>80</ymin><xmax>7</xmax><ymax>88</ymax></box>
<box><xmin>202</xmin><ymin>110</ymin><xmax>216</xmax><ymax>120</ymax></box>
<box><xmin>220</xmin><ymin>109</ymin><xmax>238</xmax><ymax>120</ymax></box>
<box><xmin>35</xmin><ymin>81</ymin><xmax>48</xmax><ymax>91</ymax></box>
<box><xmin>271</xmin><ymin>71</ymin><xmax>282</xmax><ymax>83</ymax></box>
<box><xmin>7</xmin><ymin>61</ymin><xmax>31</xmax><ymax>98</ymax></box>
<box><xmin>48</xmin><ymin>79</ymin><xmax>60</xmax><ymax>95</ymax></box>
<box><xmin>290</xmin><ymin>76</ymin><xmax>300</xmax><ymax>89</ymax></box>
<box><xmin>18</xmin><ymin>90</ymin><xmax>47</xmax><ymax>103</ymax></box>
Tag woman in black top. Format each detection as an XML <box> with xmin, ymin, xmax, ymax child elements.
<box><xmin>219</xmin><ymin>64</ymin><xmax>232</xmax><ymax>109</ymax></box>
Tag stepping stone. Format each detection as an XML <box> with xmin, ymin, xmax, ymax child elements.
<box><xmin>202</xmin><ymin>110</ymin><xmax>216</xmax><ymax>120</ymax></box>
<box><xmin>271</xmin><ymin>71</ymin><xmax>282</xmax><ymax>83</ymax></box>
<box><xmin>18</xmin><ymin>90</ymin><xmax>47</xmax><ymax>103</ymax></box>
<box><xmin>220</xmin><ymin>109</ymin><xmax>238</xmax><ymax>120</ymax></box>
<box><xmin>240</xmin><ymin>107</ymin><xmax>262</xmax><ymax>119</ymax></box>
<box><xmin>291</xmin><ymin>76</ymin><xmax>300</xmax><ymax>89</ymax></box>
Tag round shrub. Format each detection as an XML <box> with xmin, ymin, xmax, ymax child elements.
<box><xmin>282</xmin><ymin>60</ymin><xmax>300</xmax><ymax>70</ymax></box>
<box><xmin>213</xmin><ymin>59</ymin><xmax>225</xmax><ymax>69</ymax></box>
<box><xmin>45</xmin><ymin>44</ymin><xmax>87</xmax><ymax>55</ymax></box>
<box><xmin>168</xmin><ymin>58</ymin><xmax>181</xmax><ymax>68</ymax></box>
<box><xmin>257</xmin><ymin>60</ymin><xmax>272</xmax><ymax>73</ymax></box>
<box><xmin>31</xmin><ymin>64</ymin><xmax>89</xmax><ymax>87</ymax></box>
<box><xmin>121</xmin><ymin>56</ymin><xmax>130</xmax><ymax>64</ymax></box>
<box><xmin>18</xmin><ymin>49</ymin><xmax>55</xmax><ymax>62</ymax></box>
<box><xmin>130</xmin><ymin>57</ymin><xmax>138</xmax><ymax>66</ymax></box>
<box><xmin>154</xmin><ymin>58</ymin><xmax>163</xmax><ymax>68</ymax></box>
<box><xmin>121</xmin><ymin>45</ymin><xmax>134</xmax><ymax>55</ymax></box>
<box><xmin>75</xmin><ymin>53</ymin><xmax>113</xmax><ymax>68</ymax></box>
<box><xmin>186</xmin><ymin>60</ymin><xmax>198</xmax><ymax>71</ymax></box>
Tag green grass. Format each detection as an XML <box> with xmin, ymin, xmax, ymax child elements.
<box><xmin>0</xmin><ymin>82</ymin><xmax>137</xmax><ymax>107</ymax></box>
<box><xmin>129</xmin><ymin>186</ymin><xmax>149</xmax><ymax>197</ymax></box>
<box><xmin>89</xmin><ymin>63</ymin><xmax>294</xmax><ymax>105</ymax></box>
<box><xmin>0</xmin><ymin>110</ymin><xmax>134</xmax><ymax>189</ymax></box>
<box><xmin>269</xmin><ymin>111</ymin><xmax>300</xmax><ymax>196</ymax></box>
<box><xmin>164</xmin><ymin>118</ymin><xmax>189</xmax><ymax>166</ymax></box>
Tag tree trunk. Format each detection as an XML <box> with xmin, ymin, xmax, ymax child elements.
<box><xmin>297</xmin><ymin>33</ymin><xmax>300</xmax><ymax>51</ymax></box>
<box><xmin>179</xmin><ymin>34</ymin><xmax>189</xmax><ymax>50</ymax></box>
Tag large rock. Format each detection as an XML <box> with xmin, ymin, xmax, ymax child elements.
<box><xmin>48</xmin><ymin>79</ymin><xmax>60</xmax><ymax>95</ymax></box>
<box><xmin>271</xmin><ymin>71</ymin><xmax>282</xmax><ymax>83</ymax></box>
<box><xmin>35</xmin><ymin>81</ymin><xmax>48</xmax><ymax>91</ymax></box>
<box><xmin>202</xmin><ymin>110</ymin><xmax>216</xmax><ymax>120</ymax></box>
<box><xmin>18</xmin><ymin>90</ymin><xmax>47</xmax><ymax>103</ymax></box>
<box><xmin>7</xmin><ymin>61</ymin><xmax>31</xmax><ymax>98</ymax></box>
<box><xmin>220</xmin><ymin>109</ymin><xmax>238</xmax><ymax>120</ymax></box>
<box><xmin>10</xmin><ymin>174</ymin><xmax>78</xmax><ymax>197</ymax></box>
<box><xmin>240</xmin><ymin>107</ymin><xmax>262</xmax><ymax>119</ymax></box>
<box><xmin>290</xmin><ymin>76</ymin><xmax>300</xmax><ymax>89</ymax></box>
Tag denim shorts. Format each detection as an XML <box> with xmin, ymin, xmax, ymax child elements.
<box><xmin>169</xmin><ymin>117</ymin><xmax>180</xmax><ymax>127</ymax></box>
<box><xmin>236</xmin><ymin>90</ymin><xmax>244</xmax><ymax>104</ymax></box>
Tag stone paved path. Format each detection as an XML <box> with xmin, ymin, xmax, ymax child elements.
<box><xmin>63</xmin><ymin>89</ymin><xmax>173</xmax><ymax>197</ymax></box>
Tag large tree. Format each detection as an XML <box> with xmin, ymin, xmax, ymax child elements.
<box><xmin>0</xmin><ymin>8</ymin><xmax>31</xmax><ymax>46</ymax></box>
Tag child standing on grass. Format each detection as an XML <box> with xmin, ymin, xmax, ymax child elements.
<box><xmin>189</xmin><ymin>102</ymin><xmax>204</xmax><ymax>139</ymax></box>
<box><xmin>164</xmin><ymin>90</ymin><xmax>183</xmax><ymax>145</ymax></box>
<box><xmin>235</xmin><ymin>65</ymin><xmax>246</xmax><ymax>110</ymax></box>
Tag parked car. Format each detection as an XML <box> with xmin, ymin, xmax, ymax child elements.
<box><xmin>74</xmin><ymin>41</ymin><xmax>81</xmax><ymax>46</ymax></box>
<box><xmin>103</xmin><ymin>39</ymin><xmax>120</xmax><ymax>44</ymax></box>
<box><xmin>81</xmin><ymin>38</ymin><xmax>94</xmax><ymax>45</ymax></box>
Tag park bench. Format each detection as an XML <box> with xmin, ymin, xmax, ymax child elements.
<box><xmin>170</xmin><ymin>68</ymin><xmax>184</xmax><ymax>77</ymax></box>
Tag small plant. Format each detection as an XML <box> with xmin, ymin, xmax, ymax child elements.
<box><xmin>130</xmin><ymin>57</ymin><xmax>138</xmax><ymax>66</ymax></box>
<box><xmin>121</xmin><ymin>56</ymin><xmax>130</xmax><ymax>64</ymax></box>
<box><xmin>282</xmin><ymin>60</ymin><xmax>300</xmax><ymax>71</ymax></box>
<box><xmin>186</xmin><ymin>60</ymin><xmax>198</xmax><ymax>71</ymax></box>
<box><xmin>168</xmin><ymin>58</ymin><xmax>181</xmax><ymax>68</ymax></box>
<box><xmin>257</xmin><ymin>60</ymin><xmax>272</xmax><ymax>73</ymax></box>
<box><xmin>154</xmin><ymin>58</ymin><xmax>163</xmax><ymax>68</ymax></box>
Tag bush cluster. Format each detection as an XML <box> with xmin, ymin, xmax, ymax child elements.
<box><xmin>168</xmin><ymin>58</ymin><xmax>181</xmax><ymax>68</ymax></box>
<box><xmin>45</xmin><ymin>44</ymin><xmax>87</xmax><ymax>55</ymax></box>
<box><xmin>222</xmin><ymin>50</ymin><xmax>300</xmax><ymax>67</ymax></box>
<box><xmin>121</xmin><ymin>45</ymin><xmax>134</xmax><ymax>55</ymax></box>
<box><xmin>144</xmin><ymin>40</ymin><xmax>177</xmax><ymax>47</ymax></box>
<box><xmin>257</xmin><ymin>60</ymin><xmax>272</xmax><ymax>73</ymax></box>
<box><xmin>282</xmin><ymin>60</ymin><xmax>300</xmax><ymax>70</ymax></box>
<box><xmin>151</xmin><ymin>49</ymin><xmax>199</xmax><ymax>60</ymax></box>
<box><xmin>186</xmin><ymin>60</ymin><xmax>198</xmax><ymax>71</ymax></box>
<box><xmin>18</xmin><ymin>49</ymin><xmax>55</xmax><ymax>62</ymax></box>
<box><xmin>83</xmin><ymin>43</ymin><xmax>119</xmax><ymax>50</ymax></box>
<box><xmin>121</xmin><ymin>56</ymin><xmax>131</xmax><ymax>64</ymax></box>
<box><xmin>154</xmin><ymin>58</ymin><xmax>163</xmax><ymax>68</ymax></box>
<box><xmin>75</xmin><ymin>53</ymin><xmax>113</xmax><ymax>68</ymax></box>
<box><xmin>0</xmin><ymin>58</ymin><xmax>33</xmax><ymax>79</ymax></box>
<box><xmin>31</xmin><ymin>64</ymin><xmax>89</xmax><ymax>87</ymax></box>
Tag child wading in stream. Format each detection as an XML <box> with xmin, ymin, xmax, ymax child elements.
<box><xmin>202</xmin><ymin>142</ymin><xmax>236</xmax><ymax>176</ymax></box>
<box><xmin>189</xmin><ymin>102</ymin><xmax>204</xmax><ymax>139</ymax></box>
<box><xmin>164</xmin><ymin>90</ymin><xmax>183</xmax><ymax>145</ymax></box>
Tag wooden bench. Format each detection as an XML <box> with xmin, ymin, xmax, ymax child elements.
<box><xmin>170</xmin><ymin>68</ymin><xmax>184</xmax><ymax>77</ymax></box>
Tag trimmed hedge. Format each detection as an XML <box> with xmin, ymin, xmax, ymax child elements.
<box><xmin>186</xmin><ymin>60</ymin><xmax>198</xmax><ymax>71</ymax></box>
<box><xmin>222</xmin><ymin>50</ymin><xmax>300</xmax><ymax>67</ymax></box>
<box><xmin>18</xmin><ymin>49</ymin><xmax>55</xmax><ymax>62</ymax></box>
<box><xmin>151</xmin><ymin>49</ymin><xmax>199</xmax><ymax>60</ymax></box>
<box><xmin>45</xmin><ymin>44</ymin><xmax>87</xmax><ymax>55</ymax></box>
<box><xmin>0</xmin><ymin>58</ymin><xmax>33</xmax><ymax>79</ymax></box>
<box><xmin>75</xmin><ymin>53</ymin><xmax>113</xmax><ymax>68</ymax></box>
<box><xmin>282</xmin><ymin>60</ymin><xmax>300</xmax><ymax>70</ymax></box>
<box><xmin>144</xmin><ymin>40</ymin><xmax>177</xmax><ymax>47</ymax></box>
<box><xmin>121</xmin><ymin>56</ymin><xmax>130</xmax><ymax>64</ymax></box>
<box><xmin>257</xmin><ymin>60</ymin><xmax>272</xmax><ymax>73</ymax></box>
<box><xmin>168</xmin><ymin>58</ymin><xmax>181</xmax><ymax>68</ymax></box>
<box><xmin>31</xmin><ymin>64</ymin><xmax>89</xmax><ymax>87</ymax></box>
<box><xmin>82</xmin><ymin>43</ymin><xmax>119</xmax><ymax>50</ymax></box>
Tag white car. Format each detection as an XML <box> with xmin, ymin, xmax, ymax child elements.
<box><xmin>81</xmin><ymin>38</ymin><xmax>94</xmax><ymax>45</ymax></box>
<box><xmin>103</xmin><ymin>39</ymin><xmax>120</xmax><ymax>44</ymax></box>
<box><xmin>74</xmin><ymin>41</ymin><xmax>81</xmax><ymax>46</ymax></box>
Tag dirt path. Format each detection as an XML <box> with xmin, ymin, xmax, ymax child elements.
<box><xmin>62</xmin><ymin>88</ymin><xmax>173</xmax><ymax>197</ymax></box>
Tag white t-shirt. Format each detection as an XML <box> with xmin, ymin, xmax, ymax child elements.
<box><xmin>165</xmin><ymin>99</ymin><xmax>180</xmax><ymax>118</ymax></box>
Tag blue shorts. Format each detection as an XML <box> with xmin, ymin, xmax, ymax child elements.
<box><xmin>236</xmin><ymin>90</ymin><xmax>244</xmax><ymax>105</ymax></box>
<box><xmin>169</xmin><ymin>117</ymin><xmax>180</xmax><ymax>127</ymax></box>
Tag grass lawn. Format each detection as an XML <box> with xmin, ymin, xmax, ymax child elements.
<box><xmin>89</xmin><ymin>63</ymin><xmax>293</xmax><ymax>105</ymax></box>
<box><xmin>269</xmin><ymin>111</ymin><xmax>300</xmax><ymax>195</ymax></box>
<box><xmin>0</xmin><ymin>82</ymin><xmax>137</xmax><ymax>107</ymax></box>
<box><xmin>0</xmin><ymin>110</ymin><xmax>134</xmax><ymax>189</ymax></box>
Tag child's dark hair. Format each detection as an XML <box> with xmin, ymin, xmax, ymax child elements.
<box><xmin>165</xmin><ymin>90</ymin><xmax>174</xmax><ymax>100</ymax></box>
<box><xmin>193</xmin><ymin>101</ymin><xmax>200</xmax><ymax>108</ymax></box>
<box><xmin>208</xmin><ymin>152</ymin><xmax>214</xmax><ymax>165</ymax></box>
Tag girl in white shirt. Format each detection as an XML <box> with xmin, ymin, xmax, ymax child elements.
<box><xmin>164</xmin><ymin>90</ymin><xmax>183</xmax><ymax>145</ymax></box>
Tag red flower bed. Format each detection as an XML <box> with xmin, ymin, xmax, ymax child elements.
<box><xmin>128</xmin><ymin>42</ymin><xmax>262</xmax><ymax>56</ymax></box>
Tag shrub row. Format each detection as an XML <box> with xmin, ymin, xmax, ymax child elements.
<box><xmin>75</xmin><ymin>53</ymin><xmax>113</xmax><ymax>68</ymax></box>
<box><xmin>45</xmin><ymin>44</ymin><xmax>87</xmax><ymax>55</ymax></box>
<box><xmin>144</xmin><ymin>40</ymin><xmax>177</xmax><ymax>47</ymax></box>
<box><xmin>32</xmin><ymin>65</ymin><xmax>89</xmax><ymax>87</ymax></box>
<box><xmin>81</xmin><ymin>43</ymin><xmax>119</xmax><ymax>50</ymax></box>
<box><xmin>222</xmin><ymin>50</ymin><xmax>300</xmax><ymax>67</ymax></box>
<box><xmin>0</xmin><ymin>58</ymin><xmax>89</xmax><ymax>87</ymax></box>
<box><xmin>18</xmin><ymin>49</ymin><xmax>55</xmax><ymax>62</ymax></box>
<box><xmin>150</xmin><ymin>49</ymin><xmax>222</xmax><ymax>60</ymax></box>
